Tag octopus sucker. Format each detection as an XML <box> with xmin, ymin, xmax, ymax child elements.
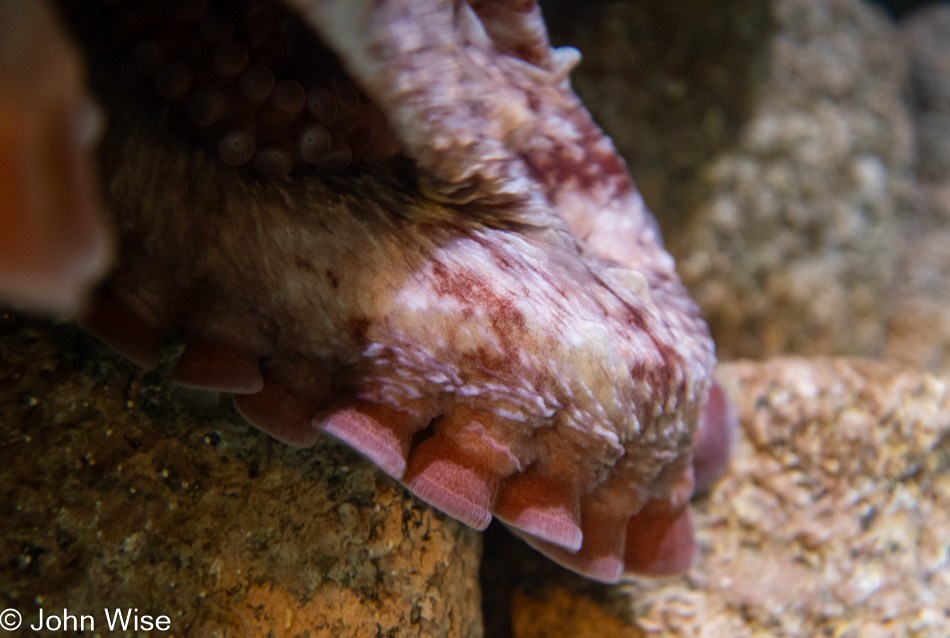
<box><xmin>1</xmin><ymin>0</ymin><xmax>737</xmax><ymax>584</ymax></box>
<box><xmin>95</xmin><ymin>0</ymin><xmax>397</xmax><ymax>178</ymax></box>
<box><xmin>170</xmin><ymin>338</ymin><xmax>267</xmax><ymax>394</ymax></box>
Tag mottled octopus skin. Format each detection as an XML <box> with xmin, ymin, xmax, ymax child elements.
<box><xmin>11</xmin><ymin>0</ymin><xmax>728</xmax><ymax>584</ymax></box>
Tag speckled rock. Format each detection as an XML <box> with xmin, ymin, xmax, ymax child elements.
<box><xmin>547</xmin><ymin>0</ymin><xmax>771</xmax><ymax>235</ymax></box>
<box><xmin>506</xmin><ymin>357</ymin><xmax>950</xmax><ymax>638</ymax></box>
<box><xmin>557</xmin><ymin>0</ymin><xmax>915</xmax><ymax>361</ymax></box>
<box><xmin>0</xmin><ymin>313</ymin><xmax>482</xmax><ymax>637</ymax></box>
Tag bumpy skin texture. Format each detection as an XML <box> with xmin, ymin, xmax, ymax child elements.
<box><xmin>50</xmin><ymin>0</ymin><xmax>722</xmax><ymax>584</ymax></box>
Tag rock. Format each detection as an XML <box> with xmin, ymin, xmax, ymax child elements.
<box><xmin>507</xmin><ymin>357</ymin><xmax>950</xmax><ymax>637</ymax></box>
<box><xmin>499</xmin><ymin>2</ymin><xmax>950</xmax><ymax>633</ymax></box>
<box><xmin>884</xmin><ymin>4</ymin><xmax>950</xmax><ymax>374</ymax></box>
<box><xmin>0</xmin><ymin>313</ymin><xmax>482</xmax><ymax>637</ymax></box>
<box><xmin>555</xmin><ymin>0</ymin><xmax>916</xmax><ymax>361</ymax></box>
<box><xmin>511</xmin><ymin>588</ymin><xmax>645</xmax><ymax>638</ymax></box>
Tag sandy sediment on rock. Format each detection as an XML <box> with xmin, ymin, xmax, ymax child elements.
<box><xmin>510</xmin><ymin>357</ymin><xmax>950</xmax><ymax>637</ymax></box>
<box><xmin>0</xmin><ymin>314</ymin><xmax>482</xmax><ymax>637</ymax></box>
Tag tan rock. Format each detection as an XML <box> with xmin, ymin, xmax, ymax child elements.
<box><xmin>509</xmin><ymin>358</ymin><xmax>950</xmax><ymax>637</ymax></box>
<box><xmin>558</xmin><ymin>0</ymin><xmax>915</xmax><ymax>362</ymax></box>
<box><xmin>0</xmin><ymin>314</ymin><xmax>482</xmax><ymax>637</ymax></box>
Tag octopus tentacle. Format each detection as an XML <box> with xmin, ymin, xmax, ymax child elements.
<box><xmin>43</xmin><ymin>0</ymin><xmax>729</xmax><ymax>584</ymax></box>
<box><xmin>106</xmin><ymin>0</ymin><xmax>397</xmax><ymax>177</ymax></box>
<box><xmin>517</xmin><ymin>487</ymin><xmax>641</xmax><ymax>584</ymax></box>
<box><xmin>233</xmin><ymin>381</ymin><xmax>325</xmax><ymax>449</ymax></box>
<box><xmin>170</xmin><ymin>339</ymin><xmax>266</xmax><ymax>394</ymax></box>
<box><xmin>82</xmin><ymin>291</ymin><xmax>167</xmax><ymax>368</ymax></box>
<box><xmin>692</xmin><ymin>380</ymin><xmax>738</xmax><ymax>494</ymax></box>
<box><xmin>623</xmin><ymin>498</ymin><xmax>697</xmax><ymax>576</ymax></box>
<box><xmin>289</xmin><ymin>0</ymin><xmax>585</xmax><ymax>219</ymax></box>
<box><xmin>493</xmin><ymin>472</ymin><xmax>584</xmax><ymax>552</ymax></box>
<box><xmin>316</xmin><ymin>399</ymin><xmax>420</xmax><ymax>478</ymax></box>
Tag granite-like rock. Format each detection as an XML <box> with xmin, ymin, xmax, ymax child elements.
<box><xmin>508</xmin><ymin>357</ymin><xmax>950</xmax><ymax>637</ymax></box>
<box><xmin>548</xmin><ymin>0</ymin><xmax>771</xmax><ymax>235</ymax></box>
<box><xmin>557</xmin><ymin>0</ymin><xmax>915</xmax><ymax>361</ymax></box>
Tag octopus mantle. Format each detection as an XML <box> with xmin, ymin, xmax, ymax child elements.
<box><xmin>0</xmin><ymin>0</ymin><xmax>730</xmax><ymax>583</ymax></box>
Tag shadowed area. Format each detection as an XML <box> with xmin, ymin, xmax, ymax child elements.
<box><xmin>546</xmin><ymin>0</ymin><xmax>773</xmax><ymax>235</ymax></box>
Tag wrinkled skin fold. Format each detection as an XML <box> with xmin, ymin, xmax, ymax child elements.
<box><xmin>1</xmin><ymin>0</ymin><xmax>732</xmax><ymax>583</ymax></box>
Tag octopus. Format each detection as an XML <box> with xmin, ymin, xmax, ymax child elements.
<box><xmin>0</xmin><ymin>0</ymin><xmax>735</xmax><ymax>584</ymax></box>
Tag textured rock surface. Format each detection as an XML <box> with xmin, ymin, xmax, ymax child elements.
<box><xmin>885</xmin><ymin>3</ymin><xmax>950</xmax><ymax>374</ymax></box>
<box><xmin>505</xmin><ymin>357</ymin><xmax>950</xmax><ymax>637</ymax></box>
<box><xmin>0</xmin><ymin>313</ymin><xmax>482</xmax><ymax>637</ymax></box>
<box><xmin>548</xmin><ymin>0</ymin><xmax>771</xmax><ymax>237</ymax></box>
<box><xmin>556</xmin><ymin>0</ymin><xmax>915</xmax><ymax>361</ymax></box>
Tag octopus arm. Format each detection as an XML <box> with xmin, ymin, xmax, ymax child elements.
<box><xmin>6</xmin><ymin>0</ymin><xmax>737</xmax><ymax>583</ymax></box>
